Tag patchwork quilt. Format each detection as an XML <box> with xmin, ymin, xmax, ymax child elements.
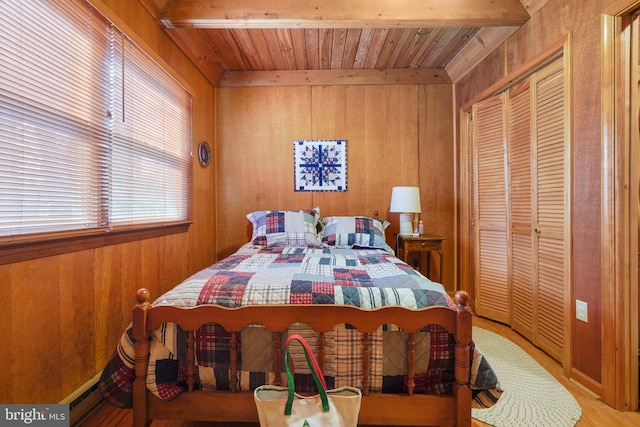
<box><xmin>99</xmin><ymin>245</ymin><xmax>500</xmax><ymax>408</ymax></box>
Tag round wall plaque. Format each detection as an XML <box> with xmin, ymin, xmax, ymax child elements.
<box><xmin>198</xmin><ymin>141</ymin><xmax>211</xmax><ymax>167</ymax></box>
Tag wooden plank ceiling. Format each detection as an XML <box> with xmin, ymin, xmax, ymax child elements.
<box><xmin>141</xmin><ymin>0</ymin><xmax>545</xmax><ymax>86</ymax></box>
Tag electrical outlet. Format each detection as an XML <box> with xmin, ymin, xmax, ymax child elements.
<box><xmin>576</xmin><ymin>300</ymin><xmax>588</xmax><ymax>323</ymax></box>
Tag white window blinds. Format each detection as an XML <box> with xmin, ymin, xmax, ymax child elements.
<box><xmin>110</xmin><ymin>33</ymin><xmax>192</xmax><ymax>225</ymax></box>
<box><xmin>0</xmin><ymin>0</ymin><xmax>111</xmax><ymax>236</ymax></box>
<box><xmin>0</xmin><ymin>0</ymin><xmax>192</xmax><ymax>238</ymax></box>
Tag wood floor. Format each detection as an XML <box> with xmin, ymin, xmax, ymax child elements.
<box><xmin>81</xmin><ymin>315</ymin><xmax>640</xmax><ymax>426</ymax></box>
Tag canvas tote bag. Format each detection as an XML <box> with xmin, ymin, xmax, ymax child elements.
<box><xmin>254</xmin><ymin>333</ymin><xmax>362</xmax><ymax>426</ymax></box>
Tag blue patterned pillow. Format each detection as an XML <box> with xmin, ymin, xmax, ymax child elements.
<box><xmin>320</xmin><ymin>216</ymin><xmax>393</xmax><ymax>253</ymax></box>
<box><xmin>247</xmin><ymin>208</ymin><xmax>322</xmax><ymax>247</ymax></box>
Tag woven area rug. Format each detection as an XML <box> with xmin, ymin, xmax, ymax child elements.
<box><xmin>471</xmin><ymin>327</ymin><xmax>582</xmax><ymax>427</ymax></box>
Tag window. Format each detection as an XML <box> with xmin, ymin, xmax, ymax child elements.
<box><xmin>0</xmin><ymin>0</ymin><xmax>192</xmax><ymax>243</ymax></box>
<box><xmin>111</xmin><ymin>30</ymin><xmax>193</xmax><ymax>226</ymax></box>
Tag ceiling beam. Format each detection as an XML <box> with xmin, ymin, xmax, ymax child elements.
<box><xmin>218</xmin><ymin>68</ymin><xmax>452</xmax><ymax>87</ymax></box>
<box><xmin>159</xmin><ymin>0</ymin><xmax>530</xmax><ymax>29</ymax></box>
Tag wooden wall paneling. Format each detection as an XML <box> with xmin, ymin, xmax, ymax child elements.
<box><xmin>158</xmin><ymin>233</ymin><xmax>190</xmax><ymax>296</ymax></box>
<box><xmin>364</xmin><ymin>85</ymin><xmax>420</xmax><ymax>182</ymax></box>
<box><xmin>0</xmin><ymin>263</ymin><xmax>11</xmax><ymax>403</ymax></box>
<box><xmin>59</xmin><ymin>250</ymin><xmax>96</xmax><ymax>396</ymax></box>
<box><xmin>363</xmin><ymin>85</ymin><xmax>420</xmax><ymax>236</ymax></box>
<box><xmin>214</xmin><ymin>83</ymin><xmax>458</xmax><ymax>260</ymax></box>
<box><xmin>93</xmin><ymin>245</ymin><xmax>124</xmax><ymax>373</ymax></box>
<box><xmin>309</xmin><ymin>85</ymin><xmax>367</xmax><ymax>217</ymax></box>
<box><xmin>455</xmin><ymin>47</ymin><xmax>508</xmax><ymax>109</ymax></box>
<box><xmin>140</xmin><ymin>238</ymin><xmax>161</xmax><ymax>305</ymax></box>
<box><xmin>119</xmin><ymin>240</ymin><xmax>145</xmax><ymax>328</ymax></box>
<box><xmin>419</xmin><ymin>84</ymin><xmax>455</xmax><ymax>291</ymax></box>
<box><xmin>102</xmin><ymin>0</ymin><xmax>160</xmax><ymax>51</ymax></box>
<box><xmin>216</xmin><ymin>86</ymin><xmax>313</xmax><ymax>257</ymax></box>
<box><xmin>565</xmin><ymin>1</ymin><xmax>604</xmax><ymax>387</ymax></box>
<box><xmin>311</xmin><ymin>85</ymin><xmax>420</xmax><ymax>225</ymax></box>
<box><xmin>190</xmin><ymin>83</ymin><xmax>217</xmax><ymax>271</ymax></box>
<box><xmin>10</xmin><ymin>258</ymin><xmax>61</xmax><ymax>403</ymax></box>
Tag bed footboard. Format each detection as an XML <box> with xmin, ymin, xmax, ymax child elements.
<box><xmin>132</xmin><ymin>289</ymin><xmax>472</xmax><ymax>426</ymax></box>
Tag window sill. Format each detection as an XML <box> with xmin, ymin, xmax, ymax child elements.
<box><xmin>0</xmin><ymin>222</ymin><xmax>192</xmax><ymax>266</ymax></box>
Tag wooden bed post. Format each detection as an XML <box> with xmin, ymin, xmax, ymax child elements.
<box><xmin>132</xmin><ymin>288</ymin><xmax>152</xmax><ymax>427</ymax></box>
<box><xmin>454</xmin><ymin>290</ymin><xmax>472</xmax><ymax>427</ymax></box>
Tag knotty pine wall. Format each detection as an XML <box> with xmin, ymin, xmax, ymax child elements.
<box><xmin>0</xmin><ymin>0</ymin><xmax>216</xmax><ymax>404</ymax></box>
<box><xmin>454</xmin><ymin>0</ymin><xmax>611</xmax><ymax>396</ymax></box>
<box><xmin>216</xmin><ymin>83</ymin><xmax>455</xmax><ymax>290</ymax></box>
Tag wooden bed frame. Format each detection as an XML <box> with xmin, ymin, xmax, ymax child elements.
<box><xmin>132</xmin><ymin>288</ymin><xmax>473</xmax><ymax>427</ymax></box>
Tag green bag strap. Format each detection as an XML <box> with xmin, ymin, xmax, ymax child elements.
<box><xmin>284</xmin><ymin>334</ymin><xmax>330</xmax><ymax>416</ymax></box>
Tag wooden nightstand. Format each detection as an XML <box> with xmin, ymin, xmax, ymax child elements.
<box><xmin>396</xmin><ymin>234</ymin><xmax>445</xmax><ymax>283</ymax></box>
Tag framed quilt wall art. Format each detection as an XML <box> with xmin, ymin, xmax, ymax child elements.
<box><xmin>294</xmin><ymin>139</ymin><xmax>347</xmax><ymax>192</ymax></box>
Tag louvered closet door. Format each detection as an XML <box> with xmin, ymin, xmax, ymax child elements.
<box><xmin>473</xmin><ymin>94</ymin><xmax>510</xmax><ymax>324</ymax></box>
<box><xmin>508</xmin><ymin>80</ymin><xmax>536</xmax><ymax>342</ymax></box>
<box><xmin>533</xmin><ymin>57</ymin><xmax>568</xmax><ymax>362</ymax></box>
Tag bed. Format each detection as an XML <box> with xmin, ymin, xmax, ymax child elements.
<box><xmin>99</xmin><ymin>209</ymin><xmax>499</xmax><ymax>426</ymax></box>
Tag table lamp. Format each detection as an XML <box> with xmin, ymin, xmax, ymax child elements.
<box><xmin>389</xmin><ymin>186</ymin><xmax>422</xmax><ymax>236</ymax></box>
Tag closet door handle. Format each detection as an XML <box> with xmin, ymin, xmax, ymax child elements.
<box><xmin>534</xmin><ymin>228</ymin><xmax>541</xmax><ymax>235</ymax></box>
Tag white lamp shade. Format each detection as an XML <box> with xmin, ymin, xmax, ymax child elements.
<box><xmin>389</xmin><ymin>186</ymin><xmax>422</xmax><ymax>235</ymax></box>
<box><xmin>389</xmin><ymin>186</ymin><xmax>422</xmax><ymax>213</ymax></box>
